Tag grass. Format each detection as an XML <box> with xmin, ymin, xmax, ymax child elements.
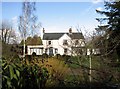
<box><xmin>66</xmin><ymin>56</ymin><xmax>101</xmax><ymax>69</ymax></box>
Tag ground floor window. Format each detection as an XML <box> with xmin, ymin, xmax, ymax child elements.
<box><xmin>64</xmin><ymin>48</ymin><xmax>68</xmax><ymax>53</ymax></box>
<box><xmin>55</xmin><ymin>48</ymin><xmax>58</xmax><ymax>54</ymax></box>
<box><xmin>45</xmin><ymin>48</ymin><xmax>47</xmax><ymax>53</ymax></box>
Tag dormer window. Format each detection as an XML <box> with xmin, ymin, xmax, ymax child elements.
<box><xmin>63</xmin><ymin>40</ymin><xmax>68</xmax><ymax>45</ymax></box>
<box><xmin>48</xmin><ymin>41</ymin><xmax>51</xmax><ymax>45</ymax></box>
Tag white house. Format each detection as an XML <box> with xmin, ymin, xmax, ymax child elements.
<box><xmin>42</xmin><ymin>29</ymin><xmax>85</xmax><ymax>56</ymax></box>
<box><xmin>27</xmin><ymin>28</ymin><xmax>85</xmax><ymax>56</ymax></box>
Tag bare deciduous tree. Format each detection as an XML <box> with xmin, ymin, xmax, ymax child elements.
<box><xmin>19</xmin><ymin>1</ymin><xmax>40</xmax><ymax>58</ymax></box>
<box><xmin>0</xmin><ymin>20</ymin><xmax>16</xmax><ymax>44</ymax></box>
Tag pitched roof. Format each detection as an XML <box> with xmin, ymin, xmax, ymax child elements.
<box><xmin>43</xmin><ymin>33</ymin><xmax>84</xmax><ymax>40</ymax></box>
<box><xmin>68</xmin><ymin>33</ymin><xmax>84</xmax><ymax>39</ymax></box>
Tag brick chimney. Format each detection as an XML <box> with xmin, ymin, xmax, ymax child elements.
<box><xmin>41</xmin><ymin>28</ymin><xmax>45</xmax><ymax>39</ymax></box>
<box><xmin>43</xmin><ymin>28</ymin><xmax>45</xmax><ymax>34</ymax></box>
<box><xmin>69</xmin><ymin>27</ymin><xmax>72</xmax><ymax>33</ymax></box>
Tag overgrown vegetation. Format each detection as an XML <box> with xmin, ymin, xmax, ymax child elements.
<box><xmin>2</xmin><ymin>53</ymin><xmax>120</xmax><ymax>89</ymax></box>
<box><xmin>2</xmin><ymin>42</ymin><xmax>19</xmax><ymax>59</ymax></box>
<box><xmin>2</xmin><ymin>57</ymin><xmax>49</xmax><ymax>89</ymax></box>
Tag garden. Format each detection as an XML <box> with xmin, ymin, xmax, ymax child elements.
<box><xmin>2</xmin><ymin>53</ymin><xmax>120</xmax><ymax>89</ymax></box>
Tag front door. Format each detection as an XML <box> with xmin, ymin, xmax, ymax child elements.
<box><xmin>49</xmin><ymin>47</ymin><xmax>53</xmax><ymax>56</ymax></box>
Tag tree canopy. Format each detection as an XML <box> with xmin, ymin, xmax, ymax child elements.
<box><xmin>96</xmin><ymin>1</ymin><xmax>120</xmax><ymax>61</ymax></box>
<box><xmin>20</xmin><ymin>35</ymin><xmax>42</xmax><ymax>45</ymax></box>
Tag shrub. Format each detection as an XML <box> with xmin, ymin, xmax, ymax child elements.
<box><xmin>55</xmin><ymin>54</ymin><xmax>62</xmax><ymax>59</ymax></box>
<box><xmin>32</xmin><ymin>58</ymin><xmax>69</xmax><ymax>87</ymax></box>
<box><xmin>43</xmin><ymin>58</ymin><xmax>68</xmax><ymax>87</ymax></box>
<box><xmin>42</xmin><ymin>53</ymin><xmax>48</xmax><ymax>58</ymax></box>
<box><xmin>2</xmin><ymin>59</ymin><xmax>21</xmax><ymax>89</ymax></box>
<box><xmin>2</xmin><ymin>58</ymin><xmax>49</xmax><ymax>89</ymax></box>
<box><xmin>20</xmin><ymin>63</ymin><xmax>49</xmax><ymax>89</ymax></box>
<box><xmin>62</xmin><ymin>55</ymin><xmax>71</xmax><ymax>61</ymax></box>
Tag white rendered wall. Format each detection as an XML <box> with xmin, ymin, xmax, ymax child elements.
<box><xmin>42</xmin><ymin>34</ymin><xmax>72</xmax><ymax>55</ymax></box>
<box><xmin>58</xmin><ymin>34</ymin><xmax>72</xmax><ymax>55</ymax></box>
<box><xmin>27</xmin><ymin>45</ymin><xmax>43</xmax><ymax>55</ymax></box>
